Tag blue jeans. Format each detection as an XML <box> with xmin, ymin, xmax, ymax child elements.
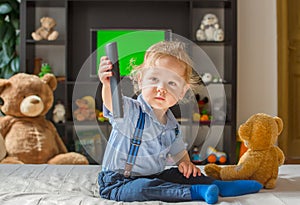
<box><xmin>98</xmin><ymin>168</ymin><xmax>214</xmax><ymax>202</ymax></box>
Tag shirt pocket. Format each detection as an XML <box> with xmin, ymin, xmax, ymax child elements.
<box><xmin>159</xmin><ymin>130</ymin><xmax>174</xmax><ymax>151</ymax></box>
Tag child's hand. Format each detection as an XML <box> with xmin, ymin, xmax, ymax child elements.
<box><xmin>178</xmin><ymin>161</ymin><xmax>202</xmax><ymax>178</ymax></box>
<box><xmin>98</xmin><ymin>56</ymin><xmax>113</xmax><ymax>85</ymax></box>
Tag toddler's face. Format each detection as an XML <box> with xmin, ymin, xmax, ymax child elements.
<box><xmin>139</xmin><ymin>56</ymin><xmax>189</xmax><ymax>111</ymax></box>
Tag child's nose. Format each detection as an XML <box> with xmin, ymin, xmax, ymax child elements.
<box><xmin>157</xmin><ymin>85</ymin><xmax>167</xmax><ymax>94</ymax></box>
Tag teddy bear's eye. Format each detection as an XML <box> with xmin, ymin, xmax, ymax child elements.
<box><xmin>0</xmin><ymin>98</ymin><xmax>4</xmax><ymax>105</ymax></box>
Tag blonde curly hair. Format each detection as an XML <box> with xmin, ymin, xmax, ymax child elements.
<box><xmin>130</xmin><ymin>41</ymin><xmax>200</xmax><ymax>93</ymax></box>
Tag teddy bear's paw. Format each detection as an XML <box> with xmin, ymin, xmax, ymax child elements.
<box><xmin>48</xmin><ymin>31</ymin><xmax>59</xmax><ymax>41</ymax></box>
<box><xmin>264</xmin><ymin>178</ymin><xmax>276</xmax><ymax>189</ymax></box>
<box><xmin>31</xmin><ymin>33</ymin><xmax>42</xmax><ymax>41</ymax></box>
<box><xmin>204</xmin><ymin>164</ymin><xmax>221</xmax><ymax>179</ymax></box>
<box><xmin>0</xmin><ymin>157</ymin><xmax>24</xmax><ymax>164</ymax></box>
<box><xmin>48</xmin><ymin>152</ymin><xmax>89</xmax><ymax>165</ymax></box>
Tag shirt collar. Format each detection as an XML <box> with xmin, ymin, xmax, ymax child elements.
<box><xmin>137</xmin><ymin>94</ymin><xmax>179</xmax><ymax>129</ymax></box>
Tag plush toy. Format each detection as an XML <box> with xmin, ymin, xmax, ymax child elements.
<box><xmin>73</xmin><ymin>96</ymin><xmax>97</xmax><ymax>121</ymax></box>
<box><xmin>195</xmin><ymin>94</ymin><xmax>209</xmax><ymax>110</ymax></box>
<box><xmin>31</xmin><ymin>17</ymin><xmax>59</xmax><ymax>41</ymax></box>
<box><xmin>196</xmin><ymin>13</ymin><xmax>224</xmax><ymax>41</ymax></box>
<box><xmin>0</xmin><ymin>73</ymin><xmax>89</xmax><ymax>164</ymax></box>
<box><xmin>39</xmin><ymin>62</ymin><xmax>53</xmax><ymax>78</ymax></box>
<box><xmin>201</xmin><ymin>73</ymin><xmax>213</xmax><ymax>85</ymax></box>
<box><xmin>204</xmin><ymin>113</ymin><xmax>285</xmax><ymax>189</ymax></box>
<box><xmin>53</xmin><ymin>101</ymin><xmax>66</xmax><ymax>123</ymax></box>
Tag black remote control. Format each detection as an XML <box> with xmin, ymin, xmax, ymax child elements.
<box><xmin>105</xmin><ymin>42</ymin><xmax>124</xmax><ymax>118</ymax></box>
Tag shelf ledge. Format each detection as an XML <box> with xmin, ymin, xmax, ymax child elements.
<box><xmin>26</xmin><ymin>39</ymin><xmax>65</xmax><ymax>45</ymax></box>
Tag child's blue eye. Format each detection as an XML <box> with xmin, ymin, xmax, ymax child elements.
<box><xmin>150</xmin><ymin>77</ymin><xmax>159</xmax><ymax>83</ymax></box>
<box><xmin>168</xmin><ymin>81</ymin><xmax>177</xmax><ymax>86</ymax></box>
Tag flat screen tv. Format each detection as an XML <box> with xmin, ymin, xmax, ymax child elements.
<box><xmin>90</xmin><ymin>29</ymin><xmax>171</xmax><ymax>77</ymax></box>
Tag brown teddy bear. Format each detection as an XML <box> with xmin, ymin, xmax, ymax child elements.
<box><xmin>31</xmin><ymin>17</ymin><xmax>59</xmax><ymax>41</ymax></box>
<box><xmin>204</xmin><ymin>113</ymin><xmax>285</xmax><ymax>189</ymax></box>
<box><xmin>0</xmin><ymin>73</ymin><xmax>89</xmax><ymax>164</ymax></box>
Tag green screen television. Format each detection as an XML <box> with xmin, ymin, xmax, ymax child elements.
<box><xmin>90</xmin><ymin>29</ymin><xmax>171</xmax><ymax>77</ymax></box>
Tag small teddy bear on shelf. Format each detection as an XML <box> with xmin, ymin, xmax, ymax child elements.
<box><xmin>32</xmin><ymin>17</ymin><xmax>59</xmax><ymax>41</ymax></box>
<box><xmin>73</xmin><ymin>96</ymin><xmax>97</xmax><ymax>121</ymax></box>
<box><xmin>196</xmin><ymin>13</ymin><xmax>224</xmax><ymax>42</ymax></box>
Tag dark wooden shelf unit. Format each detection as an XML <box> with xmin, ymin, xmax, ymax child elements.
<box><xmin>20</xmin><ymin>0</ymin><xmax>237</xmax><ymax>164</ymax></box>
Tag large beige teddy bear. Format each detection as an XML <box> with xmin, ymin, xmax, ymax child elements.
<box><xmin>31</xmin><ymin>17</ymin><xmax>59</xmax><ymax>41</ymax></box>
<box><xmin>0</xmin><ymin>73</ymin><xmax>88</xmax><ymax>164</ymax></box>
<box><xmin>204</xmin><ymin>113</ymin><xmax>285</xmax><ymax>189</ymax></box>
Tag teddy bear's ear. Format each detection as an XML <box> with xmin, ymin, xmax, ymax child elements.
<box><xmin>274</xmin><ymin>116</ymin><xmax>283</xmax><ymax>135</ymax></box>
<box><xmin>0</xmin><ymin>79</ymin><xmax>11</xmax><ymax>94</ymax></box>
<box><xmin>41</xmin><ymin>73</ymin><xmax>57</xmax><ymax>91</ymax></box>
<box><xmin>40</xmin><ymin>17</ymin><xmax>45</xmax><ymax>23</ymax></box>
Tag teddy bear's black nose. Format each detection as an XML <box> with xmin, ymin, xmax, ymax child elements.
<box><xmin>30</xmin><ymin>98</ymin><xmax>40</xmax><ymax>104</ymax></box>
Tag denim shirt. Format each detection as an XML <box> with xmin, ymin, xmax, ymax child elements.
<box><xmin>102</xmin><ymin>94</ymin><xmax>185</xmax><ymax>176</ymax></box>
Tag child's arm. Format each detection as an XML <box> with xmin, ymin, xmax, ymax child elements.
<box><xmin>98</xmin><ymin>56</ymin><xmax>113</xmax><ymax>112</ymax></box>
<box><xmin>174</xmin><ymin>149</ymin><xmax>202</xmax><ymax>178</ymax></box>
